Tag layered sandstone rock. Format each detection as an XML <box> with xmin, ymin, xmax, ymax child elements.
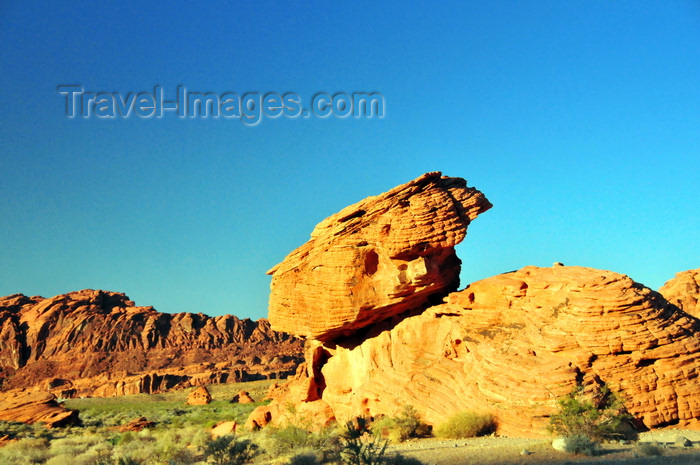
<box><xmin>0</xmin><ymin>390</ymin><xmax>79</xmax><ymax>428</ymax></box>
<box><xmin>249</xmin><ymin>172</ymin><xmax>700</xmax><ymax>437</ymax></box>
<box><xmin>0</xmin><ymin>290</ymin><xmax>303</xmax><ymax>398</ymax></box>
<box><xmin>660</xmin><ymin>268</ymin><xmax>700</xmax><ymax>318</ymax></box>
<box><xmin>268</xmin><ymin>172</ymin><xmax>492</xmax><ymax>341</ymax></box>
<box><xmin>257</xmin><ymin>266</ymin><xmax>700</xmax><ymax>436</ymax></box>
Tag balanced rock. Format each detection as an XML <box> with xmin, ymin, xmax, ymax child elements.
<box><xmin>660</xmin><ymin>268</ymin><xmax>700</xmax><ymax>318</ymax></box>
<box><xmin>0</xmin><ymin>390</ymin><xmax>79</xmax><ymax>428</ymax></box>
<box><xmin>268</xmin><ymin>172</ymin><xmax>492</xmax><ymax>341</ymax></box>
<box><xmin>255</xmin><ymin>266</ymin><xmax>700</xmax><ymax>436</ymax></box>
<box><xmin>186</xmin><ymin>386</ymin><xmax>212</xmax><ymax>405</ymax></box>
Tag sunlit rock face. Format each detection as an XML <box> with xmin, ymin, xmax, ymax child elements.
<box><xmin>0</xmin><ymin>390</ymin><xmax>79</xmax><ymax>428</ymax></box>
<box><xmin>0</xmin><ymin>289</ymin><xmax>304</xmax><ymax>399</ymax></box>
<box><xmin>318</xmin><ymin>266</ymin><xmax>700</xmax><ymax>436</ymax></box>
<box><xmin>250</xmin><ymin>172</ymin><xmax>700</xmax><ymax>436</ymax></box>
<box><xmin>267</xmin><ymin>171</ymin><xmax>492</xmax><ymax>342</ymax></box>
<box><xmin>660</xmin><ymin>268</ymin><xmax>700</xmax><ymax>318</ymax></box>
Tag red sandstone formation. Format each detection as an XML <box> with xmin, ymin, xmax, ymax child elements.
<box><xmin>660</xmin><ymin>268</ymin><xmax>700</xmax><ymax>318</ymax></box>
<box><xmin>248</xmin><ymin>173</ymin><xmax>700</xmax><ymax>437</ymax></box>
<box><xmin>212</xmin><ymin>420</ymin><xmax>238</xmax><ymax>438</ymax></box>
<box><xmin>268</xmin><ymin>172</ymin><xmax>492</xmax><ymax>342</ymax></box>
<box><xmin>232</xmin><ymin>390</ymin><xmax>255</xmax><ymax>403</ymax></box>
<box><xmin>115</xmin><ymin>417</ymin><xmax>155</xmax><ymax>432</ymax></box>
<box><xmin>0</xmin><ymin>290</ymin><xmax>304</xmax><ymax>399</ymax></box>
<box><xmin>0</xmin><ymin>390</ymin><xmax>79</xmax><ymax>428</ymax></box>
<box><xmin>186</xmin><ymin>386</ymin><xmax>212</xmax><ymax>405</ymax></box>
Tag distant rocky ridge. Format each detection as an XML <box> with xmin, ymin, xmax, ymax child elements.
<box><xmin>249</xmin><ymin>172</ymin><xmax>700</xmax><ymax>437</ymax></box>
<box><xmin>0</xmin><ymin>289</ymin><xmax>304</xmax><ymax>399</ymax></box>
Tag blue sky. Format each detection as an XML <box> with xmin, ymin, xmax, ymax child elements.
<box><xmin>1</xmin><ymin>1</ymin><xmax>698</xmax><ymax>320</ymax></box>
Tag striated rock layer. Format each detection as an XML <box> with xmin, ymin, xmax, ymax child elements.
<box><xmin>256</xmin><ymin>266</ymin><xmax>700</xmax><ymax>436</ymax></box>
<box><xmin>268</xmin><ymin>172</ymin><xmax>491</xmax><ymax>342</ymax></box>
<box><xmin>249</xmin><ymin>172</ymin><xmax>700</xmax><ymax>436</ymax></box>
<box><xmin>0</xmin><ymin>289</ymin><xmax>304</xmax><ymax>398</ymax></box>
<box><xmin>0</xmin><ymin>390</ymin><xmax>79</xmax><ymax>428</ymax></box>
<box><xmin>660</xmin><ymin>268</ymin><xmax>700</xmax><ymax>318</ymax></box>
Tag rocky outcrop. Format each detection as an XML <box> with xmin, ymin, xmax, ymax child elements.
<box><xmin>0</xmin><ymin>390</ymin><xmax>79</xmax><ymax>428</ymax></box>
<box><xmin>115</xmin><ymin>417</ymin><xmax>155</xmax><ymax>432</ymax></box>
<box><xmin>212</xmin><ymin>420</ymin><xmax>238</xmax><ymax>438</ymax></box>
<box><xmin>249</xmin><ymin>172</ymin><xmax>700</xmax><ymax>437</ymax></box>
<box><xmin>232</xmin><ymin>390</ymin><xmax>255</xmax><ymax>403</ymax></box>
<box><xmin>268</xmin><ymin>172</ymin><xmax>492</xmax><ymax>342</ymax></box>
<box><xmin>0</xmin><ymin>289</ymin><xmax>303</xmax><ymax>398</ymax></box>
<box><xmin>186</xmin><ymin>386</ymin><xmax>212</xmax><ymax>405</ymax></box>
<box><xmin>660</xmin><ymin>268</ymin><xmax>700</xmax><ymax>318</ymax></box>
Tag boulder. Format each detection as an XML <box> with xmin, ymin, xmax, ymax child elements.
<box><xmin>232</xmin><ymin>390</ymin><xmax>255</xmax><ymax>403</ymax></box>
<box><xmin>186</xmin><ymin>386</ymin><xmax>212</xmax><ymax>405</ymax></box>
<box><xmin>660</xmin><ymin>268</ymin><xmax>700</xmax><ymax>318</ymax></box>
<box><xmin>244</xmin><ymin>406</ymin><xmax>272</xmax><ymax>430</ymax></box>
<box><xmin>0</xmin><ymin>390</ymin><xmax>79</xmax><ymax>428</ymax></box>
<box><xmin>267</xmin><ymin>172</ymin><xmax>492</xmax><ymax>341</ymax></box>
<box><xmin>212</xmin><ymin>420</ymin><xmax>237</xmax><ymax>438</ymax></box>
<box><xmin>116</xmin><ymin>416</ymin><xmax>154</xmax><ymax>432</ymax></box>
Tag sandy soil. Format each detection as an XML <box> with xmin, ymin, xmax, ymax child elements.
<box><xmin>387</xmin><ymin>429</ymin><xmax>700</xmax><ymax>465</ymax></box>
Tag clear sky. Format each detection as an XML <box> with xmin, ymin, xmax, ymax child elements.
<box><xmin>1</xmin><ymin>1</ymin><xmax>698</xmax><ymax>320</ymax></box>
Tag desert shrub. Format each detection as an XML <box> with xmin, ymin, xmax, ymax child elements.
<box><xmin>0</xmin><ymin>420</ymin><xmax>49</xmax><ymax>440</ymax></box>
<box><xmin>340</xmin><ymin>421</ymin><xmax>388</xmax><ymax>465</ymax></box>
<box><xmin>205</xmin><ymin>434</ymin><xmax>258</xmax><ymax>465</ymax></box>
<box><xmin>0</xmin><ymin>437</ymin><xmax>51</xmax><ymax>464</ymax></box>
<box><xmin>548</xmin><ymin>384</ymin><xmax>635</xmax><ymax>442</ymax></box>
<box><xmin>109</xmin><ymin>428</ymin><xmax>198</xmax><ymax>465</ymax></box>
<box><xmin>433</xmin><ymin>411</ymin><xmax>495</xmax><ymax>438</ymax></box>
<box><xmin>46</xmin><ymin>434</ymin><xmax>114</xmax><ymax>465</ymax></box>
<box><xmin>370</xmin><ymin>406</ymin><xmax>427</xmax><ymax>443</ymax></box>
<box><xmin>288</xmin><ymin>452</ymin><xmax>323</xmax><ymax>465</ymax></box>
<box><xmin>634</xmin><ymin>441</ymin><xmax>664</xmax><ymax>456</ymax></box>
<box><xmin>262</xmin><ymin>424</ymin><xmax>341</xmax><ymax>459</ymax></box>
<box><xmin>562</xmin><ymin>434</ymin><xmax>599</xmax><ymax>456</ymax></box>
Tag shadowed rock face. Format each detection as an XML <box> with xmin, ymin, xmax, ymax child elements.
<box><xmin>0</xmin><ymin>289</ymin><xmax>304</xmax><ymax>398</ymax></box>
<box><xmin>249</xmin><ymin>172</ymin><xmax>700</xmax><ymax>436</ymax></box>
<box><xmin>660</xmin><ymin>268</ymin><xmax>700</xmax><ymax>318</ymax></box>
<box><xmin>267</xmin><ymin>172</ymin><xmax>492</xmax><ymax>342</ymax></box>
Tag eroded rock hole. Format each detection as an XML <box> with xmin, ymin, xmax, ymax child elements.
<box><xmin>364</xmin><ymin>250</ymin><xmax>379</xmax><ymax>276</ymax></box>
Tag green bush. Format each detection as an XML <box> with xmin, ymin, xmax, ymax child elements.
<box><xmin>262</xmin><ymin>424</ymin><xmax>341</xmax><ymax>459</ymax></box>
<box><xmin>340</xmin><ymin>422</ymin><xmax>388</xmax><ymax>465</ymax></box>
<box><xmin>0</xmin><ymin>437</ymin><xmax>51</xmax><ymax>464</ymax></box>
<box><xmin>288</xmin><ymin>452</ymin><xmax>323</xmax><ymax>465</ymax></box>
<box><xmin>370</xmin><ymin>406</ymin><xmax>427</xmax><ymax>443</ymax></box>
<box><xmin>433</xmin><ymin>411</ymin><xmax>496</xmax><ymax>438</ymax></box>
<box><xmin>205</xmin><ymin>434</ymin><xmax>259</xmax><ymax>465</ymax></box>
<box><xmin>548</xmin><ymin>384</ymin><xmax>635</xmax><ymax>442</ymax></box>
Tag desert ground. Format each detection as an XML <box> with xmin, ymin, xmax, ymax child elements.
<box><xmin>388</xmin><ymin>430</ymin><xmax>700</xmax><ymax>465</ymax></box>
